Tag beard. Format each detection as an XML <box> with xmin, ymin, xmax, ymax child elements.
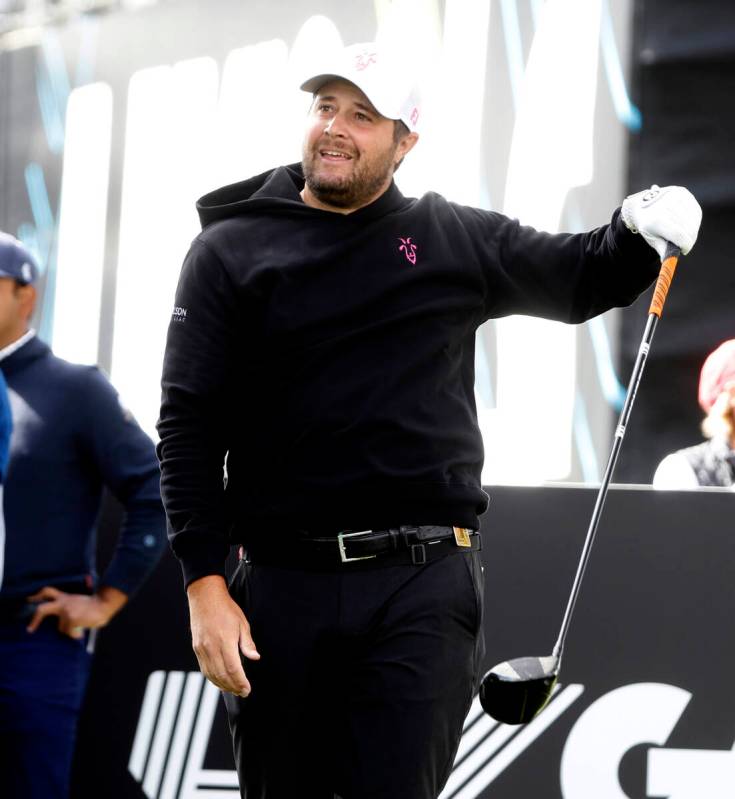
<box><xmin>301</xmin><ymin>140</ymin><xmax>398</xmax><ymax>210</ymax></box>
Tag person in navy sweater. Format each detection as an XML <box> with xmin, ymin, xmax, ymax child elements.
<box><xmin>0</xmin><ymin>369</ymin><xmax>12</xmax><ymax>588</ymax></box>
<box><xmin>0</xmin><ymin>232</ymin><xmax>167</xmax><ymax>799</ymax></box>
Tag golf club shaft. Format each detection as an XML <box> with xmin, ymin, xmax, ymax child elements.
<box><xmin>551</xmin><ymin>242</ymin><xmax>681</xmax><ymax>662</ymax></box>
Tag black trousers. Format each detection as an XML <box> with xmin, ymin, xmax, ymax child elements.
<box><xmin>224</xmin><ymin>548</ymin><xmax>485</xmax><ymax>799</ymax></box>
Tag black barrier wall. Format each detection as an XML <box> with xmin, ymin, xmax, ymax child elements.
<box><xmin>73</xmin><ymin>484</ymin><xmax>735</xmax><ymax>799</ymax></box>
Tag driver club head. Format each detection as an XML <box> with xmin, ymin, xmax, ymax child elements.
<box><xmin>479</xmin><ymin>655</ymin><xmax>559</xmax><ymax>725</ymax></box>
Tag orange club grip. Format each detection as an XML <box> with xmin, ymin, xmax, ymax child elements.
<box><xmin>648</xmin><ymin>253</ymin><xmax>679</xmax><ymax>317</ymax></box>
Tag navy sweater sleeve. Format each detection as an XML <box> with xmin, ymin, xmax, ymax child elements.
<box><xmin>81</xmin><ymin>367</ymin><xmax>167</xmax><ymax>595</ymax></box>
<box><xmin>0</xmin><ymin>371</ymin><xmax>11</xmax><ymax>482</ymax></box>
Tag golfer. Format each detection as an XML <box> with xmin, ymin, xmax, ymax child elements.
<box><xmin>157</xmin><ymin>42</ymin><xmax>702</xmax><ymax>798</ymax></box>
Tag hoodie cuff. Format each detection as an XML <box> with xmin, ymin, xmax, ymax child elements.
<box><xmin>173</xmin><ymin>533</ymin><xmax>230</xmax><ymax>590</ymax></box>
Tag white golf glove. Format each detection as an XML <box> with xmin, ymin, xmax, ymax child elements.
<box><xmin>621</xmin><ymin>184</ymin><xmax>702</xmax><ymax>261</ymax></box>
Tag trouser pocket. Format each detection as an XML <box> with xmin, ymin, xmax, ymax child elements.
<box><xmin>461</xmin><ymin>550</ymin><xmax>486</xmax><ymax>686</ymax></box>
<box><xmin>228</xmin><ymin>557</ymin><xmax>251</xmax><ymax>614</ymax></box>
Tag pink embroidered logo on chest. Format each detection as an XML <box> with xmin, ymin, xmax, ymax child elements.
<box><xmin>398</xmin><ymin>237</ymin><xmax>417</xmax><ymax>265</ymax></box>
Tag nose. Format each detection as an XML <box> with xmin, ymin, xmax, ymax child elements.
<box><xmin>324</xmin><ymin>112</ymin><xmax>346</xmax><ymax>137</ymax></box>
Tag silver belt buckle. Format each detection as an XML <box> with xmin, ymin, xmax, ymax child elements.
<box><xmin>337</xmin><ymin>530</ymin><xmax>376</xmax><ymax>563</ymax></box>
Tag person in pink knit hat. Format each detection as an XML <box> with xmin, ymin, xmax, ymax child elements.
<box><xmin>653</xmin><ymin>339</ymin><xmax>735</xmax><ymax>488</ymax></box>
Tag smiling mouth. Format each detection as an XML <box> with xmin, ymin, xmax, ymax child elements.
<box><xmin>319</xmin><ymin>149</ymin><xmax>353</xmax><ymax>161</ymax></box>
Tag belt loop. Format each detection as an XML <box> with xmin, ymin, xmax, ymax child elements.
<box><xmin>400</xmin><ymin>525</ymin><xmax>420</xmax><ymax>547</ymax></box>
<box><xmin>410</xmin><ymin>543</ymin><xmax>427</xmax><ymax>565</ymax></box>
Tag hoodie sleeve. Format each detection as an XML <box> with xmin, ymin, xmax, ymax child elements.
<box><xmin>457</xmin><ymin>206</ymin><xmax>661</xmax><ymax>322</ymax></box>
<box><xmin>157</xmin><ymin>238</ymin><xmax>240</xmax><ymax>588</ymax></box>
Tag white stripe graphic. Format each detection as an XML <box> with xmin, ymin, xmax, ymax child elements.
<box><xmin>454</xmin><ymin>713</ymin><xmax>500</xmax><ymax>763</ymax></box>
<box><xmin>159</xmin><ymin>672</ymin><xmax>206</xmax><ymax>799</ymax></box>
<box><xmin>143</xmin><ymin>671</ymin><xmax>185</xmax><ymax>798</ymax></box>
<box><xmin>450</xmin><ymin>684</ymin><xmax>585</xmax><ymax>799</ymax></box>
<box><xmin>179</xmin><ymin>681</ymin><xmax>237</xmax><ymax>795</ymax></box>
<box><xmin>129</xmin><ymin>670</ymin><xmax>166</xmax><ymax>781</ymax></box>
<box><xmin>53</xmin><ymin>81</ymin><xmax>112</xmax><ymax>365</ymax></box>
<box><xmin>129</xmin><ymin>674</ymin><xmax>579</xmax><ymax>798</ymax></box>
<box><xmin>440</xmin><ymin>713</ymin><xmax>526</xmax><ymax>797</ymax></box>
<box><xmin>195</xmin><ymin>769</ymin><xmax>240</xmax><ymax>786</ymax></box>
<box><xmin>462</xmin><ymin>696</ymin><xmax>486</xmax><ymax>731</ymax></box>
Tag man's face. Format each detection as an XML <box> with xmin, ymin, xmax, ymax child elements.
<box><xmin>301</xmin><ymin>79</ymin><xmax>416</xmax><ymax>212</ymax></box>
<box><xmin>0</xmin><ymin>277</ymin><xmax>34</xmax><ymax>344</ymax></box>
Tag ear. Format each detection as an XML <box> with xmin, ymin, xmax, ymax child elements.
<box><xmin>17</xmin><ymin>284</ymin><xmax>37</xmax><ymax>321</ymax></box>
<box><xmin>396</xmin><ymin>131</ymin><xmax>419</xmax><ymax>163</ymax></box>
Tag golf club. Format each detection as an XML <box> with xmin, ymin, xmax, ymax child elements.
<box><xmin>479</xmin><ymin>241</ymin><xmax>682</xmax><ymax>725</ymax></box>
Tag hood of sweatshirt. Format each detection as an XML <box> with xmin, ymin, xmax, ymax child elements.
<box><xmin>195</xmin><ymin>162</ymin><xmax>413</xmax><ymax>229</ymax></box>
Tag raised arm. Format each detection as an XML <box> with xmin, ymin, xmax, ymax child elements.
<box><xmin>464</xmin><ymin>185</ymin><xmax>701</xmax><ymax>323</ymax></box>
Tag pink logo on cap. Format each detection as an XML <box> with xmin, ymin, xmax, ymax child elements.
<box><xmin>355</xmin><ymin>51</ymin><xmax>377</xmax><ymax>71</ymax></box>
<box><xmin>409</xmin><ymin>107</ymin><xmax>419</xmax><ymax>127</ymax></box>
<box><xmin>398</xmin><ymin>237</ymin><xmax>417</xmax><ymax>265</ymax></box>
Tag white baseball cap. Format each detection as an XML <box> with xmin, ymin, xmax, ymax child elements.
<box><xmin>300</xmin><ymin>42</ymin><xmax>421</xmax><ymax>133</ymax></box>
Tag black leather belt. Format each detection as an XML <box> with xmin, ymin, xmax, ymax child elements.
<box><xmin>244</xmin><ymin>525</ymin><xmax>481</xmax><ymax>569</ymax></box>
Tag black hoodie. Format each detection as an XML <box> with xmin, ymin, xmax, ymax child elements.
<box><xmin>157</xmin><ymin>163</ymin><xmax>659</xmax><ymax>586</ymax></box>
